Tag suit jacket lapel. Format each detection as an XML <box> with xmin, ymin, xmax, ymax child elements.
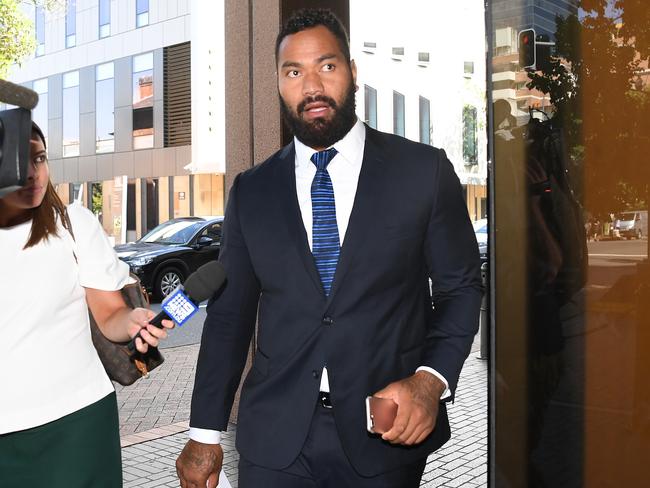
<box><xmin>275</xmin><ymin>142</ymin><xmax>325</xmax><ymax>296</ymax></box>
<box><xmin>327</xmin><ymin>127</ymin><xmax>386</xmax><ymax>305</ymax></box>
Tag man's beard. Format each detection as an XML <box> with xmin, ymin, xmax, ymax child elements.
<box><xmin>280</xmin><ymin>81</ymin><xmax>357</xmax><ymax>149</ymax></box>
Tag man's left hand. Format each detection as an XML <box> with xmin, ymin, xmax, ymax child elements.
<box><xmin>373</xmin><ymin>371</ymin><xmax>446</xmax><ymax>446</ymax></box>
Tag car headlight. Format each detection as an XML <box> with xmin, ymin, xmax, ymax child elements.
<box><xmin>116</xmin><ymin>250</ymin><xmax>137</xmax><ymax>258</ymax></box>
<box><xmin>129</xmin><ymin>256</ymin><xmax>154</xmax><ymax>266</ymax></box>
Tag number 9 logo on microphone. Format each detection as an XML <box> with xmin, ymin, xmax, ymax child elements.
<box><xmin>161</xmin><ymin>288</ymin><xmax>199</xmax><ymax>326</ymax></box>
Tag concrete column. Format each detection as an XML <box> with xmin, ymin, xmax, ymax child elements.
<box><xmin>224</xmin><ymin>0</ymin><xmax>282</xmax><ymax>198</ymax></box>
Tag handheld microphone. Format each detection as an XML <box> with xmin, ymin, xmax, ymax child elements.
<box><xmin>127</xmin><ymin>261</ymin><xmax>226</xmax><ymax>353</ymax></box>
<box><xmin>0</xmin><ymin>79</ymin><xmax>39</xmax><ymax>110</ymax></box>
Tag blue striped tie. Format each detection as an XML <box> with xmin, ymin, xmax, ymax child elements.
<box><xmin>311</xmin><ymin>148</ymin><xmax>339</xmax><ymax>296</ymax></box>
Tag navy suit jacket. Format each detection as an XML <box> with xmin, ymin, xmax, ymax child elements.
<box><xmin>190</xmin><ymin>126</ymin><xmax>481</xmax><ymax>476</ymax></box>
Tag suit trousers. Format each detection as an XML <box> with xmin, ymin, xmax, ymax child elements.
<box><xmin>238</xmin><ymin>402</ymin><xmax>427</xmax><ymax>488</ymax></box>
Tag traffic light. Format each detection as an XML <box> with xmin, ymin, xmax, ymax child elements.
<box><xmin>518</xmin><ymin>28</ymin><xmax>536</xmax><ymax>69</ymax></box>
<box><xmin>535</xmin><ymin>34</ymin><xmax>552</xmax><ymax>72</ymax></box>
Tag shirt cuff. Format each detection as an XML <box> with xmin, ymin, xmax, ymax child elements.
<box><xmin>416</xmin><ymin>366</ymin><xmax>451</xmax><ymax>400</ymax></box>
<box><xmin>188</xmin><ymin>427</ymin><xmax>222</xmax><ymax>444</ymax></box>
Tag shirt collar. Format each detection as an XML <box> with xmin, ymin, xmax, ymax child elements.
<box><xmin>294</xmin><ymin>118</ymin><xmax>366</xmax><ymax>169</ymax></box>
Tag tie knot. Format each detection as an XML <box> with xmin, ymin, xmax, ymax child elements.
<box><xmin>311</xmin><ymin>148</ymin><xmax>338</xmax><ymax>170</ymax></box>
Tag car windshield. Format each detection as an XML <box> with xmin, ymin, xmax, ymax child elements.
<box><xmin>140</xmin><ymin>220</ymin><xmax>203</xmax><ymax>245</ymax></box>
<box><xmin>616</xmin><ymin>212</ymin><xmax>635</xmax><ymax>221</ymax></box>
<box><xmin>473</xmin><ymin>219</ymin><xmax>488</xmax><ymax>233</ymax></box>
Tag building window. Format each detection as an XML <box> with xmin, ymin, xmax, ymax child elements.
<box><xmin>362</xmin><ymin>41</ymin><xmax>376</xmax><ymax>54</ymax></box>
<box><xmin>136</xmin><ymin>0</ymin><xmax>149</xmax><ymax>28</ymax></box>
<box><xmin>364</xmin><ymin>85</ymin><xmax>377</xmax><ymax>129</ymax></box>
<box><xmin>419</xmin><ymin>96</ymin><xmax>431</xmax><ymax>145</ymax></box>
<box><xmin>393</xmin><ymin>91</ymin><xmax>405</xmax><ymax>137</ymax></box>
<box><xmin>62</xmin><ymin>71</ymin><xmax>79</xmax><ymax>157</ymax></box>
<box><xmin>463</xmin><ymin>105</ymin><xmax>478</xmax><ymax>164</ymax></box>
<box><xmin>99</xmin><ymin>0</ymin><xmax>110</xmax><ymax>38</ymax></box>
<box><xmin>133</xmin><ymin>52</ymin><xmax>154</xmax><ymax>149</ymax></box>
<box><xmin>32</xmin><ymin>78</ymin><xmax>48</xmax><ymax>143</ymax></box>
<box><xmin>65</xmin><ymin>0</ymin><xmax>76</xmax><ymax>48</ymax></box>
<box><xmin>35</xmin><ymin>6</ymin><xmax>45</xmax><ymax>56</ymax></box>
<box><xmin>69</xmin><ymin>182</ymin><xmax>82</xmax><ymax>202</ymax></box>
<box><xmin>418</xmin><ymin>52</ymin><xmax>430</xmax><ymax>63</ymax></box>
<box><xmin>464</xmin><ymin>61</ymin><xmax>475</xmax><ymax>76</ymax></box>
<box><xmin>96</xmin><ymin>62</ymin><xmax>114</xmax><ymax>153</ymax></box>
<box><xmin>164</xmin><ymin>42</ymin><xmax>192</xmax><ymax>147</ymax></box>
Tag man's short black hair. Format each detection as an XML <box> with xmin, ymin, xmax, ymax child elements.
<box><xmin>275</xmin><ymin>8</ymin><xmax>350</xmax><ymax>65</ymax></box>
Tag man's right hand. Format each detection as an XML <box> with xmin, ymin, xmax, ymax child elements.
<box><xmin>176</xmin><ymin>439</ymin><xmax>223</xmax><ymax>488</ymax></box>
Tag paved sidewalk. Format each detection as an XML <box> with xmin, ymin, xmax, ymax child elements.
<box><xmin>118</xmin><ymin>339</ymin><xmax>487</xmax><ymax>487</ymax></box>
<box><xmin>116</xmin><ymin>345</ymin><xmax>200</xmax><ymax>437</ymax></box>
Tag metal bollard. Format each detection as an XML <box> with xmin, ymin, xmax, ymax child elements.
<box><xmin>479</xmin><ymin>261</ymin><xmax>489</xmax><ymax>360</ymax></box>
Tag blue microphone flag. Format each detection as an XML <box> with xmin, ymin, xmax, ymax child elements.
<box><xmin>161</xmin><ymin>288</ymin><xmax>199</xmax><ymax>326</ymax></box>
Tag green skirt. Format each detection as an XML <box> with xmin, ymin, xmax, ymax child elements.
<box><xmin>0</xmin><ymin>392</ymin><xmax>122</xmax><ymax>487</ymax></box>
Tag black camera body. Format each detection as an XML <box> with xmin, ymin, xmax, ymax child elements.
<box><xmin>0</xmin><ymin>107</ymin><xmax>32</xmax><ymax>197</ymax></box>
<box><xmin>0</xmin><ymin>79</ymin><xmax>39</xmax><ymax>197</ymax></box>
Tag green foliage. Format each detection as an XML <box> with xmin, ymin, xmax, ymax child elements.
<box><xmin>525</xmin><ymin>0</ymin><xmax>650</xmax><ymax>215</ymax></box>
<box><xmin>91</xmin><ymin>183</ymin><xmax>103</xmax><ymax>216</ymax></box>
<box><xmin>0</xmin><ymin>0</ymin><xmax>37</xmax><ymax>78</ymax></box>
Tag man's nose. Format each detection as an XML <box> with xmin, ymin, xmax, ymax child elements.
<box><xmin>302</xmin><ymin>71</ymin><xmax>323</xmax><ymax>96</ymax></box>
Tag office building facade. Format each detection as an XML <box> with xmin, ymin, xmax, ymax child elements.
<box><xmin>6</xmin><ymin>0</ymin><xmax>225</xmax><ymax>243</ymax></box>
<box><xmin>351</xmin><ymin>0</ymin><xmax>488</xmax><ymax>221</ymax></box>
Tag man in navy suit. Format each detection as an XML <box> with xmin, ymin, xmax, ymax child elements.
<box><xmin>176</xmin><ymin>8</ymin><xmax>481</xmax><ymax>488</ymax></box>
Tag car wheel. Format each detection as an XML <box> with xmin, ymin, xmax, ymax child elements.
<box><xmin>155</xmin><ymin>267</ymin><xmax>184</xmax><ymax>301</ymax></box>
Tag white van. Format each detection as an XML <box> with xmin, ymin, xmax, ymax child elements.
<box><xmin>612</xmin><ymin>210</ymin><xmax>648</xmax><ymax>239</ymax></box>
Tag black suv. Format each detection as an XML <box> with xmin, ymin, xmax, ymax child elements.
<box><xmin>115</xmin><ymin>217</ymin><xmax>223</xmax><ymax>301</ymax></box>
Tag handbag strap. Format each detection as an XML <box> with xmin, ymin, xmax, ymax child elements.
<box><xmin>60</xmin><ymin>208</ymin><xmax>78</xmax><ymax>263</ymax></box>
<box><xmin>61</xmin><ymin>208</ymin><xmax>74</xmax><ymax>240</ymax></box>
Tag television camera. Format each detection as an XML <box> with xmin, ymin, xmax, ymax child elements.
<box><xmin>0</xmin><ymin>79</ymin><xmax>39</xmax><ymax>197</ymax></box>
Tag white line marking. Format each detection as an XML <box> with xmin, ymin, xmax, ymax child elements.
<box><xmin>589</xmin><ymin>254</ymin><xmax>647</xmax><ymax>258</ymax></box>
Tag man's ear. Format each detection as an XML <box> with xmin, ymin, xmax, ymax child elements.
<box><xmin>351</xmin><ymin>59</ymin><xmax>358</xmax><ymax>91</ymax></box>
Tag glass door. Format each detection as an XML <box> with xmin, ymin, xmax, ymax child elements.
<box><xmin>488</xmin><ymin>0</ymin><xmax>650</xmax><ymax>486</ymax></box>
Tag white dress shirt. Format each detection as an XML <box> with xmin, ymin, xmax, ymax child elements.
<box><xmin>189</xmin><ymin>119</ymin><xmax>449</xmax><ymax>445</ymax></box>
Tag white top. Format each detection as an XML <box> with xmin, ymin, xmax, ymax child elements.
<box><xmin>190</xmin><ymin>120</ymin><xmax>449</xmax><ymax>445</ymax></box>
<box><xmin>0</xmin><ymin>203</ymin><xmax>130</xmax><ymax>434</ymax></box>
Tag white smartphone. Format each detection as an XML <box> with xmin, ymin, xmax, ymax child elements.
<box><xmin>365</xmin><ymin>396</ymin><xmax>398</xmax><ymax>434</ymax></box>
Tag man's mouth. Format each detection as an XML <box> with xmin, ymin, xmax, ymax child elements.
<box><xmin>304</xmin><ymin>101</ymin><xmax>330</xmax><ymax>112</ymax></box>
<box><xmin>298</xmin><ymin>97</ymin><xmax>336</xmax><ymax>119</ymax></box>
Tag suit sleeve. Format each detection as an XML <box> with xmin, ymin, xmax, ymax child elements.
<box><xmin>190</xmin><ymin>174</ymin><xmax>261</xmax><ymax>430</ymax></box>
<box><xmin>421</xmin><ymin>150</ymin><xmax>482</xmax><ymax>399</ymax></box>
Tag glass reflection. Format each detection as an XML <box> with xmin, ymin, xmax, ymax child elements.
<box><xmin>96</xmin><ymin>63</ymin><xmax>114</xmax><ymax>153</ymax></box>
<box><xmin>62</xmin><ymin>71</ymin><xmax>79</xmax><ymax>157</ymax></box>
<box><xmin>132</xmin><ymin>53</ymin><xmax>154</xmax><ymax>149</ymax></box>
<box><xmin>491</xmin><ymin>0</ymin><xmax>650</xmax><ymax>486</ymax></box>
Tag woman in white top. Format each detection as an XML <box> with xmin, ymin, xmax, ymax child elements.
<box><xmin>0</xmin><ymin>122</ymin><xmax>174</xmax><ymax>487</ymax></box>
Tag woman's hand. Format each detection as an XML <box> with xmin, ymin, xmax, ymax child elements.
<box><xmin>127</xmin><ymin>307</ymin><xmax>175</xmax><ymax>353</ymax></box>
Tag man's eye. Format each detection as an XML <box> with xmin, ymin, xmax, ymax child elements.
<box><xmin>287</xmin><ymin>70</ymin><xmax>300</xmax><ymax>78</ymax></box>
<box><xmin>322</xmin><ymin>63</ymin><xmax>335</xmax><ymax>72</ymax></box>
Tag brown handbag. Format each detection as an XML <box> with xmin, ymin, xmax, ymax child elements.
<box><xmin>63</xmin><ymin>209</ymin><xmax>164</xmax><ymax>386</ymax></box>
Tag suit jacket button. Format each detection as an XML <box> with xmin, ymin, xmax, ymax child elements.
<box><xmin>312</xmin><ymin>370</ymin><xmax>319</xmax><ymax>378</ymax></box>
<box><xmin>322</xmin><ymin>316</ymin><xmax>334</xmax><ymax>326</ymax></box>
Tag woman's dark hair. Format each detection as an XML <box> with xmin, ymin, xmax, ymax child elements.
<box><xmin>24</xmin><ymin>121</ymin><xmax>68</xmax><ymax>249</ymax></box>
<box><xmin>275</xmin><ymin>8</ymin><xmax>350</xmax><ymax>64</ymax></box>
